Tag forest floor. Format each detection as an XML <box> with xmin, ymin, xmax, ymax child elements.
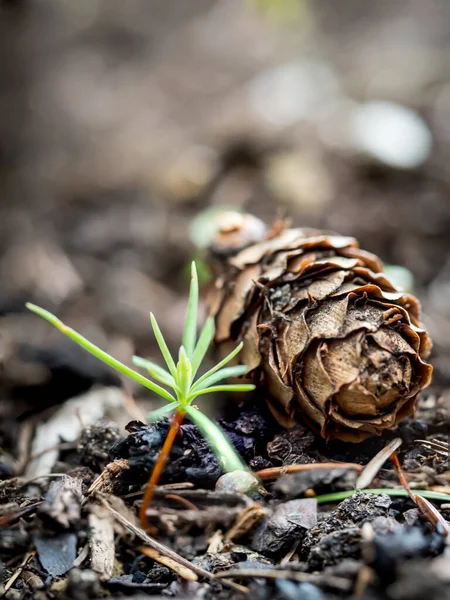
<box><xmin>2</xmin><ymin>1</ymin><xmax>450</xmax><ymax>599</ymax></box>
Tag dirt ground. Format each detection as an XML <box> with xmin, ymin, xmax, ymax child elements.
<box><xmin>1</xmin><ymin>1</ymin><xmax>450</xmax><ymax>598</ymax></box>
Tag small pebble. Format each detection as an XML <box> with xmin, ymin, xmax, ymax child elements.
<box><xmin>403</xmin><ymin>508</ymin><xmax>420</xmax><ymax>526</ymax></box>
<box><xmin>215</xmin><ymin>470</ymin><xmax>261</xmax><ymax>498</ymax></box>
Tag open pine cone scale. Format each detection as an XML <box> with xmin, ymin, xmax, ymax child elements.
<box><xmin>209</xmin><ymin>220</ymin><xmax>433</xmax><ymax>442</ymax></box>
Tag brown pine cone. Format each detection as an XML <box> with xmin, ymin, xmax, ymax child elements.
<box><xmin>208</xmin><ymin>214</ymin><xmax>433</xmax><ymax>442</ymax></box>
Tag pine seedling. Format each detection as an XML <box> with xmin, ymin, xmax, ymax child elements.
<box><xmin>26</xmin><ymin>262</ymin><xmax>255</xmax><ymax>528</ymax></box>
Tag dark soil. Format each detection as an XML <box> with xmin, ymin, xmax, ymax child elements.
<box><xmin>1</xmin><ymin>395</ymin><xmax>450</xmax><ymax>599</ymax></box>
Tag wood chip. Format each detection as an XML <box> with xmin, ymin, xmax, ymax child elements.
<box><xmin>87</xmin><ymin>459</ymin><xmax>130</xmax><ymax>496</ymax></box>
<box><xmin>225</xmin><ymin>503</ymin><xmax>267</xmax><ymax>541</ymax></box>
<box><xmin>429</xmin><ymin>486</ymin><xmax>450</xmax><ymax>495</ymax></box>
<box><xmin>88</xmin><ymin>505</ymin><xmax>115</xmax><ymax>580</ymax></box>
<box><xmin>206</xmin><ymin>530</ymin><xmax>224</xmax><ymax>554</ymax></box>
<box><xmin>73</xmin><ymin>543</ymin><xmax>90</xmax><ymax>569</ymax></box>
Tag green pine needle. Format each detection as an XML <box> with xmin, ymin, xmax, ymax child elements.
<box><xmin>132</xmin><ymin>356</ymin><xmax>177</xmax><ymax>390</ymax></box>
<box><xmin>191</xmin><ymin>316</ymin><xmax>215</xmax><ymax>377</ymax></box>
<box><xmin>185</xmin><ymin>405</ymin><xmax>246</xmax><ymax>472</ymax></box>
<box><xmin>191</xmin><ymin>365</ymin><xmax>250</xmax><ymax>392</ymax></box>
<box><xmin>147</xmin><ymin>403</ymin><xmax>179</xmax><ymax>422</ymax></box>
<box><xmin>26</xmin><ymin>260</ymin><xmax>255</xmax><ymax>476</ymax></box>
<box><xmin>315</xmin><ymin>488</ymin><xmax>450</xmax><ymax>504</ymax></box>
<box><xmin>182</xmin><ymin>262</ymin><xmax>199</xmax><ymax>359</ymax></box>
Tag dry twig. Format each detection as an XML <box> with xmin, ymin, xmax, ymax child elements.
<box><xmin>391</xmin><ymin>451</ymin><xmax>450</xmax><ymax>535</ymax></box>
<box><xmin>99</xmin><ymin>496</ymin><xmax>248</xmax><ymax>594</ymax></box>
<box><xmin>255</xmin><ymin>462</ymin><xmax>363</xmax><ymax>482</ymax></box>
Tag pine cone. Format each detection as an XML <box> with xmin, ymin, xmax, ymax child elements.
<box><xmin>208</xmin><ymin>215</ymin><xmax>433</xmax><ymax>442</ymax></box>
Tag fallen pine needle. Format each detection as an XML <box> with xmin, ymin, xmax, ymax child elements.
<box><xmin>414</xmin><ymin>494</ymin><xmax>450</xmax><ymax>536</ymax></box>
<box><xmin>139</xmin><ymin>546</ymin><xmax>198</xmax><ymax>581</ymax></box>
<box><xmin>254</xmin><ymin>462</ymin><xmax>363</xmax><ymax>481</ymax></box>
<box><xmin>164</xmin><ymin>494</ymin><xmax>198</xmax><ymax>511</ymax></box>
<box><xmin>416</xmin><ymin>439</ymin><xmax>450</xmax><ymax>457</ymax></box>
<box><xmin>390</xmin><ymin>451</ymin><xmax>415</xmax><ymax>501</ymax></box>
<box><xmin>315</xmin><ymin>488</ymin><xmax>450</xmax><ymax>504</ymax></box>
<box><xmin>356</xmin><ymin>438</ymin><xmax>402</xmax><ymax>490</ymax></box>
<box><xmin>100</xmin><ymin>498</ymin><xmax>210</xmax><ymax>578</ymax></box>
<box><xmin>0</xmin><ymin>501</ymin><xmax>42</xmax><ymax>528</ymax></box>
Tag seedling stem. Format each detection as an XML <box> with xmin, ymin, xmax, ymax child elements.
<box><xmin>26</xmin><ymin>261</ymin><xmax>255</xmax><ymax>530</ymax></box>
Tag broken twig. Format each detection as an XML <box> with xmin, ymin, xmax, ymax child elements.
<box><xmin>99</xmin><ymin>496</ymin><xmax>248</xmax><ymax>593</ymax></box>
<box><xmin>139</xmin><ymin>546</ymin><xmax>198</xmax><ymax>581</ymax></box>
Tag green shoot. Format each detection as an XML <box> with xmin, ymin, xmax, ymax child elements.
<box><xmin>26</xmin><ymin>261</ymin><xmax>255</xmax><ymax>483</ymax></box>
<box><xmin>182</xmin><ymin>263</ymin><xmax>199</xmax><ymax>358</ymax></box>
<box><xmin>185</xmin><ymin>405</ymin><xmax>246</xmax><ymax>472</ymax></box>
<box><xmin>191</xmin><ymin>316</ymin><xmax>215</xmax><ymax>377</ymax></box>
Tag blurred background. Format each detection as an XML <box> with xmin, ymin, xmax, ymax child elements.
<box><xmin>1</xmin><ymin>0</ymin><xmax>450</xmax><ymax>456</ymax></box>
